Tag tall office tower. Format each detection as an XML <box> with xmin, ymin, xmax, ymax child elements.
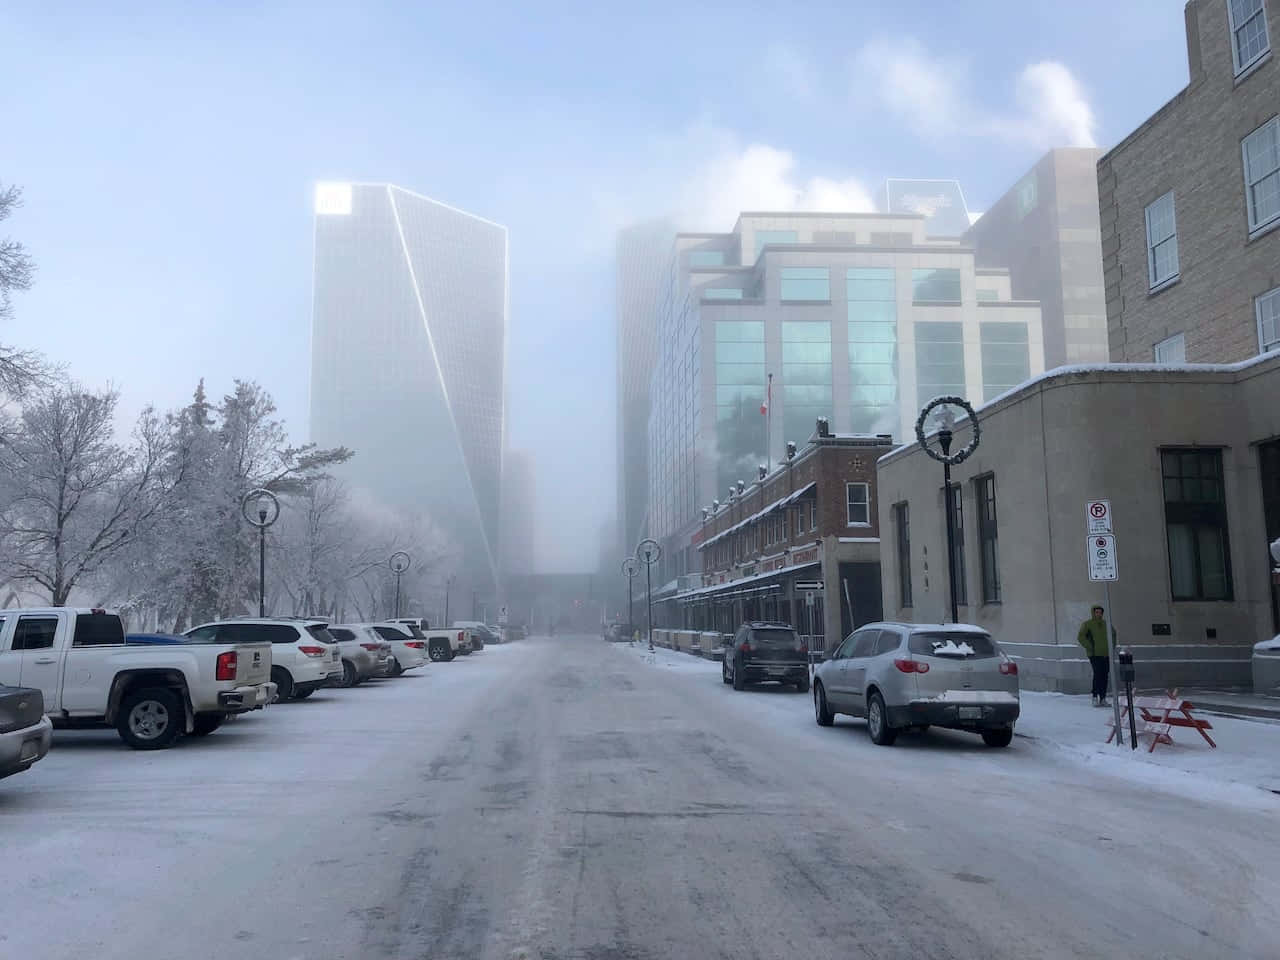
<box><xmin>310</xmin><ymin>182</ymin><xmax>508</xmax><ymax>596</ymax></box>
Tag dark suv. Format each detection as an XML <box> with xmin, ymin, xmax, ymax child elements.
<box><xmin>722</xmin><ymin>622</ymin><xmax>810</xmax><ymax>692</ymax></box>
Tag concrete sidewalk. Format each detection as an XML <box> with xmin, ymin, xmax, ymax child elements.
<box><xmin>1174</xmin><ymin>688</ymin><xmax>1280</xmax><ymax>721</ymax></box>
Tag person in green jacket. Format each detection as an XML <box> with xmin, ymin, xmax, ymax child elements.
<box><xmin>1078</xmin><ymin>605</ymin><xmax>1110</xmax><ymax>707</ymax></box>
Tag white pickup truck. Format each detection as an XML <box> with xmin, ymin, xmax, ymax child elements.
<box><xmin>0</xmin><ymin>608</ymin><xmax>277</xmax><ymax>750</ymax></box>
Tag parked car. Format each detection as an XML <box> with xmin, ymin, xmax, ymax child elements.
<box><xmin>366</xmin><ymin>623</ymin><xmax>428</xmax><ymax>674</ymax></box>
<box><xmin>417</xmin><ymin>626</ymin><xmax>470</xmax><ymax>662</ymax></box>
<box><xmin>185</xmin><ymin>617</ymin><xmax>342</xmax><ymax>702</ymax></box>
<box><xmin>0</xmin><ymin>608</ymin><xmax>276</xmax><ymax>750</ymax></box>
<box><xmin>452</xmin><ymin>621</ymin><xmax>494</xmax><ymax>650</ymax></box>
<box><xmin>328</xmin><ymin>625</ymin><xmax>394</xmax><ymax>685</ymax></box>
<box><xmin>721</xmin><ymin>622</ymin><xmax>810</xmax><ymax>692</ymax></box>
<box><xmin>812</xmin><ymin>622</ymin><xmax>1019</xmax><ymax>747</ymax></box>
<box><xmin>0</xmin><ymin>684</ymin><xmax>53</xmax><ymax>780</ymax></box>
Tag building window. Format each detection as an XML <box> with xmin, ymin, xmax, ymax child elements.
<box><xmin>1228</xmin><ymin>0</ymin><xmax>1271</xmax><ymax>75</ymax></box>
<box><xmin>795</xmin><ymin>504</ymin><xmax>806</xmax><ymax>534</ymax></box>
<box><xmin>1016</xmin><ymin>175</ymin><xmax>1038</xmax><ymax>218</ymax></box>
<box><xmin>975</xmin><ymin>474</ymin><xmax>1001</xmax><ymax>604</ymax></box>
<box><xmin>915</xmin><ymin>321</ymin><xmax>966</xmax><ymax>410</ymax></box>
<box><xmin>870</xmin><ymin>231</ymin><xmax>912</xmax><ymax>247</ymax></box>
<box><xmin>846</xmin><ymin>482</ymin><xmax>870</xmax><ymax>526</ymax></box>
<box><xmin>782</xmin><ymin>508</ymin><xmax>789</xmax><ymax>541</ymax></box>
<box><xmin>948</xmin><ymin>483</ymin><xmax>968</xmax><ymax>606</ymax></box>
<box><xmin>810</xmin><ymin>500</ymin><xmax>817</xmax><ymax>532</ymax></box>
<box><xmin>980</xmin><ymin>323</ymin><xmax>1031</xmax><ymax>400</ymax></box>
<box><xmin>1161</xmin><ymin>449</ymin><xmax>1234</xmax><ymax>601</ymax></box>
<box><xmin>688</xmin><ymin>249</ymin><xmax>726</xmax><ymax>266</ymax></box>
<box><xmin>782</xmin><ymin>321</ymin><xmax>832</xmax><ymax>446</ymax></box>
<box><xmin>1144</xmin><ymin>192</ymin><xmax>1179</xmax><ymax>289</ymax></box>
<box><xmin>1154</xmin><ymin>333</ymin><xmax>1187</xmax><ymax>364</ymax></box>
<box><xmin>976</xmin><ymin>288</ymin><xmax>999</xmax><ymax>302</ymax></box>
<box><xmin>780</xmin><ymin>267</ymin><xmax>830</xmax><ymax>301</ymax></box>
<box><xmin>704</xmin><ymin>288</ymin><xmax>744</xmax><ymax>300</ymax></box>
<box><xmin>1258</xmin><ymin>287</ymin><xmax>1280</xmax><ymax>353</ymax></box>
<box><xmin>754</xmin><ymin>230</ymin><xmax>799</xmax><ymax>259</ymax></box>
<box><xmin>911</xmin><ymin>268</ymin><xmax>962</xmax><ymax>304</ymax></box>
<box><xmin>848</xmin><ymin>267</ymin><xmax>898</xmax><ymax>434</ymax></box>
<box><xmin>714</xmin><ymin>321</ymin><xmax>765</xmax><ymax>495</ymax></box>
<box><xmin>1243</xmin><ymin>117</ymin><xmax>1280</xmax><ymax>233</ymax></box>
<box><xmin>893</xmin><ymin>502</ymin><xmax>911</xmax><ymax>608</ymax></box>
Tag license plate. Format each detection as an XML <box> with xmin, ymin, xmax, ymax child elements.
<box><xmin>958</xmin><ymin>706</ymin><xmax>982</xmax><ymax>720</ymax></box>
<box><xmin>19</xmin><ymin>739</ymin><xmax>39</xmax><ymax>761</ymax></box>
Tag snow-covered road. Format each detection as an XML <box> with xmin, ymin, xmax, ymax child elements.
<box><xmin>2</xmin><ymin>634</ymin><xmax>1277</xmax><ymax>959</ymax></box>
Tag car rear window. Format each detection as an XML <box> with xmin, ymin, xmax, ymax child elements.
<box><xmin>403</xmin><ymin>624</ymin><xmax>426</xmax><ymax>639</ymax></box>
<box><xmin>305</xmin><ymin>624</ymin><xmax>337</xmax><ymax>644</ymax></box>
<box><xmin>329</xmin><ymin>628</ymin><xmax>355</xmax><ymax>642</ymax></box>
<box><xmin>750</xmin><ymin>628</ymin><xmax>798</xmax><ymax>645</ymax></box>
<box><xmin>72</xmin><ymin>613</ymin><xmax>125</xmax><ymax>647</ymax></box>
<box><xmin>373</xmin><ymin>625</ymin><xmax>409</xmax><ymax>641</ymax></box>
<box><xmin>908</xmin><ymin>632</ymin><xmax>998</xmax><ymax>658</ymax></box>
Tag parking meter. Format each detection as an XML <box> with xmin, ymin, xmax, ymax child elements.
<box><xmin>1117</xmin><ymin>648</ymin><xmax>1137</xmax><ymax>749</ymax></box>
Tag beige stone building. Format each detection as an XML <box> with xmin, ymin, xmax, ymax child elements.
<box><xmin>1098</xmin><ymin>0</ymin><xmax>1280</xmax><ymax>364</ymax></box>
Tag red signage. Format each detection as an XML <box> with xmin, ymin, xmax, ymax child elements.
<box><xmin>792</xmin><ymin>546</ymin><xmax>820</xmax><ymax>565</ymax></box>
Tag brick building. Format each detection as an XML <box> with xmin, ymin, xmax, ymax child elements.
<box><xmin>1098</xmin><ymin>0</ymin><xmax>1280</xmax><ymax>363</ymax></box>
<box><xmin>660</xmin><ymin>428</ymin><xmax>893</xmax><ymax>654</ymax></box>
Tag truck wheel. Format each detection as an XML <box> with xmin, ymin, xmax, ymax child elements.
<box><xmin>981</xmin><ymin>727</ymin><xmax>1014</xmax><ymax>748</ymax></box>
<box><xmin>117</xmin><ymin>687</ymin><xmax>184</xmax><ymax>750</ymax></box>
<box><xmin>271</xmin><ymin>667</ymin><xmax>293</xmax><ymax>702</ymax></box>
<box><xmin>191</xmin><ymin>714</ymin><xmax>224</xmax><ymax>736</ymax></box>
<box><xmin>796</xmin><ymin>673</ymin><xmax>810</xmax><ymax>694</ymax></box>
<box><xmin>428</xmin><ymin>641</ymin><xmax>448</xmax><ymax>662</ymax></box>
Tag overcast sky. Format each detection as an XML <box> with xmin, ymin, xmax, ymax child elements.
<box><xmin>2</xmin><ymin>1</ymin><xmax>1191</xmax><ymax>572</ymax></box>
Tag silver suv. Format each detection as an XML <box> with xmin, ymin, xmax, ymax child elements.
<box><xmin>812</xmin><ymin>622</ymin><xmax>1019</xmax><ymax>747</ymax></box>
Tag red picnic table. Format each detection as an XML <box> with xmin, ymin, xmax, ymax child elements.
<box><xmin>1105</xmin><ymin>689</ymin><xmax>1217</xmax><ymax>752</ymax></box>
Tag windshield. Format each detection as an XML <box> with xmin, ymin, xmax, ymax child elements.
<box><xmin>750</xmin><ymin>628</ymin><xmax>798</xmax><ymax>645</ymax></box>
<box><xmin>908</xmin><ymin>632</ymin><xmax>999</xmax><ymax>659</ymax></box>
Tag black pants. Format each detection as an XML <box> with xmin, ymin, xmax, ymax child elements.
<box><xmin>1090</xmin><ymin>655</ymin><xmax>1110</xmax><ymax>700</ymax></box>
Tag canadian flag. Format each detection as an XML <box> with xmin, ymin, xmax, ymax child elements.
<box><xmin>761</xmin><ymin>374</ymin><xmax>772</xmax><ymax>415</ymax></box>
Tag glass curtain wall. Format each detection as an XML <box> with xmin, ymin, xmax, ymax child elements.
<box><xmin>782</xmin><ymin>321</ymin><xmax>832</xmax><ymax>447</ymax></box>
<box><xmin>847</xmin><ymin>268</ymin><xmax>898</xmax><ymax>434</ymax></box>
<box><xmin>715</xmin><ymin>321</ymin><xmax>766</xmax><ymax>495</ymax></box>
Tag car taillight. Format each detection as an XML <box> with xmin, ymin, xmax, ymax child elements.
<box><xmin>360</xmin><ymin>643</ymin><xmax>380</xmax><ymax>651</ymax></box>
<box><xmin>1000</xmin><ymin>661</ymin><xmax>1018</xmax><ymax>675</ymax></box>
<box><xmin>215</xmin><ymin>650</ymin><xmax>237</xmax><ymax>681</ymax></box>
<box><xmin>406</xmin><ymin>641</ymin><xmax>425</xmax><ymax>649</ymax></box>
<box><xmin>457</xmin><ymin>631</ymin><xmax>464</xmax><ymax>644</ymax></box>
<box><xmin>298</xmin><ymin>645</ymin><xmax>326</xmax><ymax>657</ymax></box>
<box><xmin>894</xmin><ymin>658</ymin><xmax>929</xmax><ymax>674</ymax></box>
<box><xmin>740</xmin><ymin>642</ymin><xmax>751</xmax><ymax>654</ymax></box>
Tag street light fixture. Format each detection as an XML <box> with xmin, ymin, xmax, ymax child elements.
<box><xmin>915</xmin><ymin>396</ymin><xmax>980</xmax><ymax>625</ymax></box>
<box><xmin>241</xmin><ymin>488</ymin><xmax>280</xmax><ymax>618</ymax></box>
<box><xmin>389</xmin><ymin>551</ymin><xmax>412</xmax><ymax>619</ymax></box>
<box><xmin>443</xmin><ymin>574</ymin><xmax>456</xmax><ymax>627</ymax></box>
<box><xmin>636</xmin><ymin>538</ymin><xmax>662</xmax><ymax>651</ymax></box>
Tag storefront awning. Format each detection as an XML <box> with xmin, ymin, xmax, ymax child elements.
<box><xmin>698</xmin><ymin>481</ymin><xmax>818</xmax><ymax>551</ymax></box>
<box><xmin>676</xmin><ymin>560</ymin><xmax>820</xmax><ymax>602</ymax></box>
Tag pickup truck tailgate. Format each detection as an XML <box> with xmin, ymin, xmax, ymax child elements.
<box><xmin>0</xmin><ymin>686</ymin><xmax>46</xmax><ymax>734</ymax></box>
<box><xmin>236</xmin><ymin>644</ymin><xmax>272</xmax><ymax>685</ymax></box>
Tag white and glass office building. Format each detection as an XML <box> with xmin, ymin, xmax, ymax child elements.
<box><xmin>646</xmin><ymin>212</ymin><xmax>1044</xmax><ymax>577</ymax></box>
<box><xmin>310</xmin><ymin>182</ymin><xmax>508</xmax><ymax>595</ymax></box>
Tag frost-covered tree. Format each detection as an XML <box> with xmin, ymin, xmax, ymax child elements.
<box><xmin>0</xmin><ymin>182</ymin><xmax>45</xmax><ymax>397</ymax></box>
<box><xmin>0</xmin><ymin>382</ymin><xmax>171</xmax><ymax>605</ymax></box>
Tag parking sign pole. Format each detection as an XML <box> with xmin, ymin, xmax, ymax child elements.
<box><xmin>1106</xmin><ymin>579</ymin><xmax>1123</xmax><ymax>747</ymax></box>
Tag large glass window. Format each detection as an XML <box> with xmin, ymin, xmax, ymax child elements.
<box><xmin>975</xmin><ymin>475</ymin><xmax>1001</xmax><ymax>604</ymax></box>
<box><xmin>780</xmin><ymin>267</ymin><xmax>830</xmax><ymax>301</ymax></box>
<box><xmin>976</xmin><ymin>288</ymin><xmax>999</xmax><ymax>302</ymax></box>
<box><xmin>1161</xmin><ymin>449</ymin><xmax>1233</xmax><ymax>601</ymax></box>
<box><xmin>1228</xmin><ymin>0</ymin><xmax>1271</xmax><ymax>75</ymax></box>
<box><xmin>847</xmin><ymin>268</ymin><xmax>898</xmax><ymax>434</ymax></box>
<box><xmin>754</xmin><ymin>230</ymin><xmax>799</xmax><ymax>259</ymax></box>
<box><xmin>912</xmin><ymin>268</ymin><xmax>962</xmax><ymax>304</ymax></box>
<box><xmin>703</xmin><ymin>287</ymin><xmax>744</xmax><ymax>300</ymax></box>
<box><xmin>1243</xmin><ymin>117</ymin><xmax>1280</xmax><ymax>233</ymax></box>
<box><xmin>782</xmin><ymin>321</ymin><xmax>831</xmax><ymax>446</ymax></box>
<box><xmin>915</xmin><ymin>321</ymin><xmax>966</xmax><ymax>410</ymax></box>
<box><xmin>1257</xmin><ymin>287</ymin><xmax>1280</xmax><ymax>353</ymax></box>
<box><xmin>1144</xmin><ymin>192</ymin><xmax>1179</xmax><ymax>288</ymax></box>
<box><xmin>894</xmin><ymin>503</ymin><xmax>911</xmax><ymax>608</ymax></box>
<box><xmin>688</xmin><ymin>249</ymin><xmax>726</xmax><ymax>266</ymax></box>
<box><xmin>715</xmin><ymin>321</ymin><xmax>766</xmax><ymax>494</ymax></box>
<box><xmin>980</xmin><ymin>323</ymin><xmax>1030</xmax><ymax>400</ymax></box>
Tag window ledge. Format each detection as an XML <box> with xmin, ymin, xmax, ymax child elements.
<box><xmin>846</xmin><ymin>522</ymin><xmax>872</xmax><ymax>528</ymax></box>
<box><xmin>1147</xmin><ymin>275</ymin><xmax>1180</xmax><ymax>297</ymax></box>
<box><xmin>779</xmin><ymin>299</ymin><xmax>832</xmax><ymax>306</ymax></box>
<box><xmin>981</xmin><ymin>600</ymin><xmax>1003</xmax><ymax>608</ymax></box>
<box><xmin>1233</xmin><ymin>49</ymin><xmax>1271</xmax><ymax>86</ymax></box>
<box><xmin>1247</xmin><ymin>216</ymin><xmax>1280</xmax><ymax>244</ymax></box>
<box><xmin>912</xmin><ymin>300</ymin><xmax>963</xmax><ymax>307</ymax></box>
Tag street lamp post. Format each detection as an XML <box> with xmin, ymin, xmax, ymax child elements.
<box><xmin>389</xmin><ymin>551</ymin><xmax>412</xmax><ymax>619</ymax></box>
<box><xmin>621</xmin><ymin>557</ymin><xmax>640</xmax><ymax>640</ymax></box>
<box><xmin>241</xmin><ymin>489</ymin><xmax>280</xmax><ymax>618</ymax></box>
<box><xmin>636</xmin><ymin>538</ymin><xmax>662</xmax><ymax>652</ymax></box>
<box><xmin>915</xmin><ymin>397</ymin><xmax>980</xmax><ymax>625</ymax></box>
<box><xmin>444</xmin><ymin>574</ymin><xmax>455</xmax><ymax>627</ymax></box>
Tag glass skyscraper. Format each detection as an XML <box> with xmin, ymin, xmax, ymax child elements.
<box><xmin>310</xmin><ymin>182</ymin><xmax>507</xmax><ymax>595</ymax></box>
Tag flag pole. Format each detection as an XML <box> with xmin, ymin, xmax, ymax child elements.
<box><xmin>765</xmin><ymin>372</ymin><xmax>773</xmax><ymax>473</ymax></box>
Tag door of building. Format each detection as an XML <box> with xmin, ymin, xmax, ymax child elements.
<box><xmin>1260</xmin><ymin>439</ymin><xmax>1280</xmax><ymax>633</ymax></box>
